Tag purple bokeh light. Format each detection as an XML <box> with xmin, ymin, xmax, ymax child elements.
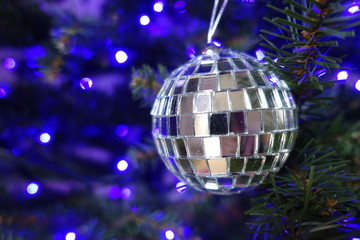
<box><xmin>80</xmin><ymin>77</ymin><xmax>94</xmax><ymax>90</ymax></box>
<box><xmin>120</xmin><ymin>187</ymin><xmax>132</xmax><ymax>199</ymax></box>
<box><xmin>108</xmin><ymin>186</ymin><xmax>122</xmax><ymax>199</ymax></box>
<box><xmin>165</xmin><ymin>229</ymin><xmax>175</xmax><ymax>240</ymax></box>
<box><xmin>337</xmin><ymin>71</ymin><xmax>349</xmax><ymax>80</ymax></box>
<box><xmin>65</xmin><ymin>232</ymin><xmax>76</xmax><ymax>240</ymax></box>
<box><xmin>116</xmin><ymin>124</ymin><xmax>129</xmax><ymax>137</ymax></box>
<box><xmin>140</xmin><ymin>15</ymin><xmax>150</xmax><ymax>25</ymax></box>
<box><xmin>355</xmin><ymin>79</ymin><xmax>360</xmax><ymax>92</ymax></box>
<box><xmin>26</xmin><ymin>182</ymin><xmax>39</xmax><ymax>195</ymax></box>
<box><xmin>115</xmin><ymin>50</ymin><xmax>128</xmax><ymax>64</ymax></box>
<box><xmin>174</xmin><ymin>1</ymin><xmax>186</xmax><ymax>13</ymax></box>
<box><xmin>0</xmin><ymin>88</ymin><xmax>6</xmax><ymax>98</ymax></box>
<box><xmin>176</xmin><ymin>181</ymin><xmax>187</xmax><ymax>193</ymax></box>
<box><xmin>117</xmin><ymin>159</ymin><xmax>129</xmax><ymax>172</ymax></box>
<box><xmin>39</xmin><ymin>133</ymin><xmax>51</xmax><ymax>144</ymax></box>
<box><xmin>154</xmin><ymin>1</ymin><xmax>164</xmax><ymax>12</ymax></box>
<box><xmin>3</xmin><ymin>57</ymin><xmax>16</xmax><ymax>70</ymax></box>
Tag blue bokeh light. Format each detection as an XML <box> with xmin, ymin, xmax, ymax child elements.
<box><xmin>117</xmin><ymin>159</ymin><xmax>129</xmax><ymax>172</ymax></box>
<box><xmin>256</xmin><ymin>49</ymin><xmax>265</xmax><ymax>61</ymax></box>
<box><xmin>337</xmin><ymin>71</ymin><xmax>349</xmax><ymax>80</ymax></box>
<box><xmin>115</xmin><ymin>50</ymin><xmax>128</xmax><ymax>64</ymax></box>
<box><xmin>39</xmin><ymin>133</ymin><xmax>51</xmax><ymax>144</ymax></box>
<box><xmin>140</xmin><ymin>15</ymin><xmax>150</xmax><ymax>25</ymax></box>
<box><xmin>165</xmin><ymin>229</ymin><xmax>175</xmax><ymax>240</ymax></box>
<box><xmin>27</xmin><ymin>183</ymin><xmax>39</xmax><ymax>195</ymax></box>
<box><xmin>65</xmin><ymin>232</ymin><xmax>76</xmax><ymax>240</ymax></box>
<box><xmin>355</xmin><ymin>79</ymin><xmax>360</xmax><ymax>92</ymax></box>
<box><xmin>154</xmin><ymin>1</ymin><xmax>164</xmax><ymax>12</ymax></box>
<box><xmin>348</xmin><ymin>5</ymin><xmax>360</xmax><ymax>14</ymax></box>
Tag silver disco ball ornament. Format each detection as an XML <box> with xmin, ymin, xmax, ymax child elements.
<box><xmin>151</xmin><ymin>46</ymin><xmax>298</xmax><ymax>195</ymax></box>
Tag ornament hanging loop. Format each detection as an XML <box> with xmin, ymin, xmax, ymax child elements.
<box><xmin>207</xmin><ymin>0</ymin><xmax>229</xmax><ymax>44</ymax></box>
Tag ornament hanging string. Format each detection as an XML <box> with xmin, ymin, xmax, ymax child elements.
<box><xmin>207</xmin><ymin>0</ymin><xmax>229</xmax><ymax>44</ymax></box>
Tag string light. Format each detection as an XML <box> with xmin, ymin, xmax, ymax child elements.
<box><xmin>116</xmin><ymin>124</ymin><xmax>129</xmax><ymax>137</ymax></box>
<box><xmin>348</xmin><ymin>5</ymin><xmax>360</xmax><ymax>14</ymax></box>
<box><xmin>0</xmin><ymin>88</ymin><xmax>6</xmax><ymax>98</ymax></box>
<box><xmin>355</xmin><ymin>79</ymin><xmax>360</xmax><ymax>92</ymax></box>
<box><xmin>117</xmin><ymin>159</ymin><xmax>129</xmax><ymax>172</ymax></box>
<box><xmin>65</xmin><ymin>232</ymin><xmax>76</xmax><ymax>240</ymax></box>
<box><xmin>27</xmin><ymin>183</ymin><xmax>39</xmax><ymax>195</ymax></box>
<box><xmin>39</xmin><ymin>133</ymin><xmax>51</xmax><ymax>144</ymax></box>
<box><xmin>3</xmin><ymin>57</ymin><xmax>16</xmax><ymax>70</ymax></box>
<box><xmin>154</xmin><ymin>1</ymin><xmax>164</xmax><ymax>12</ymax></box>
<box><xmin>165</xmin><ymin>229</ymin><xmax>175</xmax><ymax>240</ymax></box>
<box><xmin>115</xmin><ymin>50</ymin><xmax>128</xmax><ymax>64</ymax></box>
<box><xmin>120</xmin><ymin>187</ymin><xmax>132</xmax><ymax>199</ymax></box>
<box><xmin>140</xmin><ymin>15</ymin><xmax>150</xmax><ymax>25</ymax></box>
<box><xmin>80</xmin><ymin>77</ymin><xmax>94</xmax><ymax>90</ymax></box>
<box><xmin>255</xmin><ymin>49</ymin><xmax>265</xmax><ymax>61</ymax></box>
<box><xmin>337</xmin><ymin>71</ymin><xmax>349</xmax><ymax>80</ymax></box>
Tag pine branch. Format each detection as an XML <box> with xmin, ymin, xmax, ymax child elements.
<box><xmin>261</xmin><ymin>0</ymin><xmax>360</xmax><ymax>109</ymax></box>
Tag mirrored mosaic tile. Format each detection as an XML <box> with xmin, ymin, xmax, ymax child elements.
<box><xmin>193</xmin><ymin>159</ymin><xmax>209</xmax><ymax>175</ymax></box>
<box><xmin>197</xmin><ymin>61</ymin><xmax>214</xmax><ymax>74</ymax></box>
<box><xmin>247</xmin><ymin>111</ymin><xmax>261</xmax><ymax>134</ymax></box>
<box><xmin>246</xmin><ymin>158</ymin><xmax>264</xmax><ymax>173</ymax></box>
<box><xmin>217</xmin><ymin>177</ymin><xmax>233</xmax><ymax>188</ymax></box>
<box><xmin>203</xmin><ymin>137</ymin><xmax>221</xmax><ymax>157</ymax></box>
<box><xmin>170</xmin><ymin>96</ymin><xmax>179</xmax><ymax>115</ymax></box>
<box><xmin>174</xmin><ymin>139</ymin><xmax>188</xmax><ymax>157</ymax></box>
<box><xmin>246</xmin><ymin>89</ymin><xmax>261</xmax><ymax>109</ymax></box>
<box><xmin>250</xmin><ymin>71</ymin><xmax>267</xmax><ymax>86</ymax></box>
<box><xmin>221</xmin><ymin>136</ymin><xmax>238</xmax><ymax>156</ymax></box>
<box><xmin>200</xmin><ymin>74</ymin><xmax>218</xmax><ymax>91</ymax></box>
<box><xmin>234</xmin><ymin>71</ymin><xmax>253</xmax><ymax>87</ymax></box>
<box><xmin>168</xmin><ymin>116</ymin><xmax>178</xmax><ymax>136</ymax></box>
<box><xmin>187</xmin><ymin>138</ymin><xmax>204</xmax><ymax>157</ymax></box>
<box><xmin>208</xmin><ymin>158</ymin><xmax>227</xmax><ymax>175</ymax></box>
<box><xmin>179</xmin><ymin>115</ymin><xmax>194</xmax><ymax>136</ymax></box>
<box><xmin>233</xmin><ymin>59</ymin><xmax>248</xmax><ymax>69</ymax></box>
<box><xmin>230</xmin><ymin>112</ymin><xmax>246</xmax><ymax>134</ymax></box>
<box><xmin>165</xmin><ymin>139</ymin><xmax>175</xmax><ymax>157</ymax></box>
<box><xmin>219</xmin><ymin>72</ymin><xmax>235</xmax><ymax>89</ymax></box>
<box><xmin>210</xmin><ymin>113</ymin><xmax>228</xmax><ymax>135</ymax></box>
<box><xmin>218</xmin><ymin>59</ymin><xmax>233</xmax><ymax>71</ymax></box>
<box><xmin>177</xmin><ymin>159</ymin><xmax>194</xmax><ymax>174</ymax></box>
<box><xmin>174</xmin><ymin>78</ymin><xmax>186</xmax><ymax>94</ymax></box>
<box><xmin>230</xmin><ymin>158</ymin><xmax>244</xmax><ymax>173</ymax></box>
<box><xmin>240</xmin><ymin>135</ymin><xmax>256</xmax><ymax>156</ymax></box>
<box><xmin>229</xmin><ymin>90</ymin><xmax>247</xmax><ymax>110</ymax></box>
<box><xmin>180</xmin><ymin>94</ymin><xmax>194</xmax><ymax>114</ymax></box>
<box><xmin>186</xmin><ymin>77</ymin><xmax>200</xmax><ymax>93</ymax></box>
<box><xmin>194</xmin><ymin>113</ymin><xmax>210</xmax><ymax>136</ymax></box>
<box><xmin>204</xmin><ymin>178</ymin><xmax>219</xmax><ymax>190</ymax></box>
<box><xmin>259</xmin><ymin>134</ymin><xmax>272</xmax><ymax>154</ymax></box>
<box><xmin>213</xmin><ymin>91</ymin><xmax>230</xmax><ymax>112</ymax></box>
<box><xmin>194</xmin><ymin>92</ymin><xmax>211</xmax><ymax>113</ymax></box>
<box><xmin>235</xmin><ymin>175</ymin><xmax>250</xmax><ymax>187</ymax></box>
<box><xmin>182</xmin><ymin>65</ymin><xmax>197</xmax><ymax>76</ymax></box>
